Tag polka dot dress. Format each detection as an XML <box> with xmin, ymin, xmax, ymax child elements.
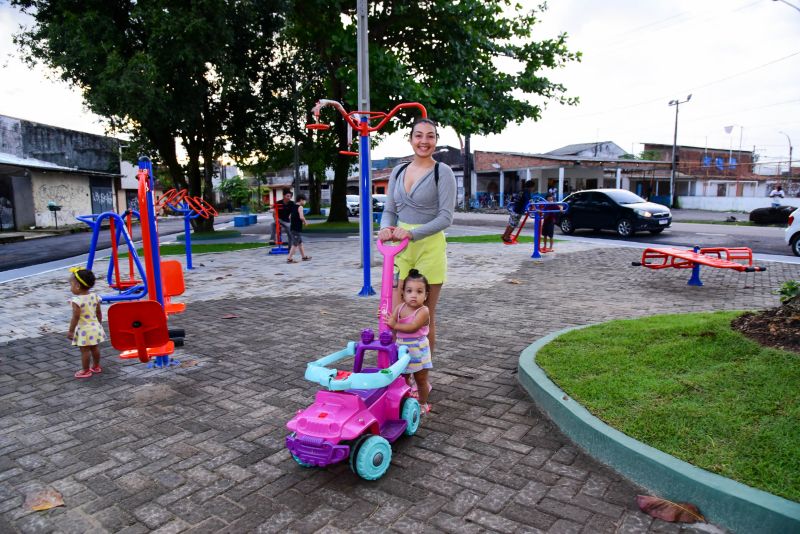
<box><xmin>71</xmin><ymin>293</ymin><xmax>106</xmax><ymax>347</ymax></box>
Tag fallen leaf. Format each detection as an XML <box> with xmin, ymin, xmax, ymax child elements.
<box><xmin>25</xmin><ymin>488</ymin><xmax>64</xmax><ymax>511</ymax></box>
<box><xmin>636</xmin><ymin>495</ymin><xmax>705</xmax><ymax>523</ymax></box>
<box><xmin>221</xmin><ymin>314</ymin><xmax>239</xmax><ymax>319</ymax></box>
<box><xmin>180</xmin><ymin>359</ymin><xmax>199</xmax><ymax>368</ymax></box>
<box><xmin>508</xmin><ymin>279</ymin><xmax>522</xmax><ymax>285</ymax></box>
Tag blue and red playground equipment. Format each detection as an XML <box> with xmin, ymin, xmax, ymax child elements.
<box><xmin>506</xmin><ymin>196</ymin><xmax>569</xmax><ymax>259</ymax></box>
<box><xmin>306</xmin><ymin>100</ymin><xmax>427</xmax><ymax>296</ymax></box>
<box><xmin>632</xmin><ymin>246</ymin><xmax>766</xmax><ymax>286</ymax></box>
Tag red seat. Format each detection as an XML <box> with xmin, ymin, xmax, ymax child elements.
<box><xmin>108</xmin><ymin>301</ymin><xmax>171</xmax><ymax>363</ymax></box>
<box><xmin>160</xmin><ymin>260</ymin><xmax>186</xmax><ymax>315</ymax></box>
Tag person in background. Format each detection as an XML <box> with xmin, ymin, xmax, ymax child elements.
<box><xmin>286</xmin><ymin>194</ymin><xmax>310</xmax><ymax>263</ymax></box>
<box><xmin>769</xmin><ymin>185</ymin><xmax>785</xmax><ymax>207</ymax></box>
<box><xmin>269</xmin><ymin>189</ymin><xmax>295</xmax><ymax>247</ymax></box>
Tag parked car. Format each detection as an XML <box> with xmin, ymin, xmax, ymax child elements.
<box><xmin>748</xmin><ymin>205</ymin><xmax>795</xmax><ymax>225</ymax></box>
<box><xmin>558</xmin><ymin>189</ymin><xmax>672</xmax><ymax>237</ymax></box>
<box><xmin>786</xmin><ymin>208</ymin><xmax>800</xmax><ymax>256</ymax></box>
<box><xmin>372</xmin><ymin>194</ymin><xmax>387</xmax><ymax>212</ymax></box>
<box><xmin>346</xmin><ymin>195</ymin><xmax>359</xmax><ymax>216</ymax></box>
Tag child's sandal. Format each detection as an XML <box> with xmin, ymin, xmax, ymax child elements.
<box><xmin>74</xmin><ymin>369</ymin><xmax>92</xmax><ymax>379</ymax></box>
<box><xmin>90</xmin><ymin>366</ymin><xmax>102</xmax><ymax>374</ymax></box>
<box><xmin>287</xmin><ymin>258</ymin><xmax>297</xmax><ymax>263</ymax></box>
<box><xmin>302</xmin><ymin>256</ymin><xmax>311</xmax><ymax>261</ymax></box>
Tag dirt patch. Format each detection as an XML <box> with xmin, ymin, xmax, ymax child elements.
<box><xmin>731</xmin><ymin>296</ymin><xmax>800</xmax><ymax>354</ymax></box>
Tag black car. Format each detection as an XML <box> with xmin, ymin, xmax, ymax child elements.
<box><xmin>558</xmin><ymin>189</ymin><xmax>672</xmax><ymax>237</ymax></box>
<box><xmin>748</xmin><ymin>205</ymin><xmax>794</xmax><ymax>225</ymax></box>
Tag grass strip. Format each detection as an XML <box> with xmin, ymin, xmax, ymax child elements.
<box><xmin>536</xmin><ymin>311</ymin><xmax>800</xmax><ymax>502</ymax></box>
<box><xmin>304</xmin><ymin>221</ymin><xmax>379</xmax><ymax>233</ymax></box>
<box><xmin>121</xmin><ymin>243</ymin><xmax>267</xmax><ymax>257</ymax></box>
<box><xmin>175</xmin><ymin>230</ymin><xmax>242</xmax><ymax>241</ymax></box>
<box><xmin>447</xmin><ymin>234</ymin><xmax>534</xmax><ymax>244</ymax></box>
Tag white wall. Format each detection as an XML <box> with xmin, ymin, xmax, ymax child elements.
<box><xmin>31</xmin><ymin>172</ymin><xmax>92</xmax><ymax>227</ymax></box>
<box><xmin>678</xmin><ymin>195</ymin><xmax>800</xmax><ymax>212</ymax></box>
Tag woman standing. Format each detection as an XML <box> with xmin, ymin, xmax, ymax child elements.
<box><xmin>378</xmin><ymin>118</ymin><xmax>457</xmax><ymax>354</ymax></box>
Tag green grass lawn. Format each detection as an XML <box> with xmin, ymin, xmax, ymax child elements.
<box><xmin>175</xmin><ymin>230</ymin><xmax>242</xmax><ymax>241</ymax></box>
<box><xmin>121</xmin><ymin>243</ymin><xmax>267</xmax><ymax>257</ymax></box>
<box><xmin>536</xmin><ymin>311</ymin><xmax>800</xmax><ymax>502</ymax></box>
<box><xmin>304</xmin><ymin>221</ymin><xmax>379</xmax><ymax>233</ymax></box>
<box><xmin>447</xmin><ymin>234</ymin><xmax>534</xmax><ymax>244</ymax></box>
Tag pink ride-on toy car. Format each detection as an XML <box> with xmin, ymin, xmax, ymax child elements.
<box><xmin>286</xmin><ymin>239</ymin><xmax>421</xmax><ymax>480</ymax></box>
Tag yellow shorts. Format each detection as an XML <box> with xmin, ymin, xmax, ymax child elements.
<box><xmin>394</xmin><ymin>222</ymin><xmax>447</xmax><ymax>284</ymax></box>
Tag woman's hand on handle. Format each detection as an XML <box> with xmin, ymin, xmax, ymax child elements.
<box><xmin>377</xmin><ymin>227</ymin><xmax>395</xmax><ymax>242</ymax></box>
<box><xmin>391</xmin><ymin>226</ymin><xmax>413</xmax><ymax>241</ymax></box>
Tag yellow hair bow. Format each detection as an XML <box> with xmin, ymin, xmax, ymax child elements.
<box><xmin>69</xmin><ymin>267</ymin><xmax>89</xmax><ymax>288</ymax></box>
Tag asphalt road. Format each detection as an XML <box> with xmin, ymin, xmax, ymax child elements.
<box><xmin>561</xmin><ymin>221</ymin><xmax>791</xmax><ymax>256</ymax></box>
<box><xmin>0</xmin><ymin>215</ymin><xmax>236</xmax><ymax>272</ymax></box>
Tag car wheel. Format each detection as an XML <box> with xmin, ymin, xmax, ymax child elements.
<box><xmin>649</xmin><ymin>228</ymin><xmax>665</xmax><ymax>235</ymax></box>
<box><xmin>401</xmin><ymin>397</ymin><xmax>421</xmax><ymax>436</ymax></box>
<box><xmin>616</xmin><ymin>218</ymin><xmax>634</xmax><ymax>237</ymax></box>
<box><xmin>792</xmin><ymin>234</ymin><xmax>800</xmax><ymax>257</ymax></box>
<box><xmin>353</xmin><ymin>435</ymin><xmax>392</xmax><ymax>480</ymax></box>
<box><xmin>560</xmin><ymin>217</ymin><xmax>575</xmax><ymax>234</ymax></box>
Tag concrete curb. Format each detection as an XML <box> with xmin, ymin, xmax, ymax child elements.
<box><xmin>517</xmin><ymin>325</ymin><xmax>800</xmax><ymax>534</ymax></box>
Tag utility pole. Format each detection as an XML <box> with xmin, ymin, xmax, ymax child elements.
<box><xmin>668</xmin><ymin>94</ymin><xmax>692</xmax><ymax>208</ymax></box>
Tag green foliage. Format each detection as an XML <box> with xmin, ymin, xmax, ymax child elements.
<box><xmin>11</xmin><ymin>0</ymin><xmax>285</xmax><ymax>232</ymax></box>
<box><xmin>776</xmin><ymin>279</ymin><xmax>800</xmax><ymax>303</ymax></box>
<box><xmin>639</xmin><ymin>149</ymin><xmax>664</xmax><ymax>161</ymax></box>
<box><xmin>277</xmin><ymin>0</ymin><xmax>581</xmax><ymax>221</ymax></box>
<box><xmin>218</xmin><ymin>176</ymin><xmax>251</xmax><ymax>206</ymax></box>
<box><xmin>537</xmin><ymin>311</ymin><xmax>800</xmax><ymax>502</ymax></box>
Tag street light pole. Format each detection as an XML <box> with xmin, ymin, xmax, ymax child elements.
<box><xmin>668</xmin><ymin>94</ymin><xmax>692</xmax><ymax>208</ymax></box>
<box><xmin>779</xmin><ymin>131</ymin><xmax>793</xmax><ymax>191</ymax></box>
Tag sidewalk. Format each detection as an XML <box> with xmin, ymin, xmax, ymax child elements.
<box><xmin>1</xmin><ymin>236</ymin><xmax>797</xmax><ymax>532</ymax></box>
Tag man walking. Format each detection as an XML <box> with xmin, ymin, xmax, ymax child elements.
<box><xmin>269</xmin><ymin>189</ymin><xmax>295</xmax><ymax>247</ymax></box>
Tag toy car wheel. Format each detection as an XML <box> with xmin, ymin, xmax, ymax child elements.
<box><xmin>401</xmin><ymin>397</ymin><xmax>421</xmax><ymax>436</ymax></box>
<box><xmin>354</xmin><ymin>435</ymin><xmax>392</xmax><ymax>480</ymax></box>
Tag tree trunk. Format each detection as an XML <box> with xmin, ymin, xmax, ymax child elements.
<box><xmin>327</xmin><ymin>114</ymin><xmax>351</xmax><ymax>222</ymax></box>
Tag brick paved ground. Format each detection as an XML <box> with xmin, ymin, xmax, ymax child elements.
<box><xmin>1</xmin><ymin>236</ymin><xmax>798</xmax><ymax>533</ymax></box>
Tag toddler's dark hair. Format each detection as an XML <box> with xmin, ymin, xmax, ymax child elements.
<box><xmin>405</xmin><ymin>268</ymin><xmax>430</xmax><ymax>294</ymax></box>
<box><xmin>73</xmin><ymin>268</ymin><xmax>96</xmax><ymax>288</ymax></box>
<box><xmin>296</xmin><ymin>193</ymin><xmax>307</xmax><ymax>202</ymax></box>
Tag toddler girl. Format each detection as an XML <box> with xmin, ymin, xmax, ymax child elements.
<box><xmin>67</xmin><ymin>267</ymin><xmax>105</xmax><ymax>378</ymax></box>
<box><xmin>383</xmin><ymin>269</ymin><xmax>433</xmax><ymax>413</ymax></box>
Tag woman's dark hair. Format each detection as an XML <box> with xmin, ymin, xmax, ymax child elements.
<box><xmin>73</xmin><ymin>268</ymin><xmax>96</xmax><ymax>288</ymax></box>
<box><xmin>410</xmin><ymin>118</ymin><xmax>439</xmax><ymax>139</ymax></box>
<box><xmin>405</xmin><ymin>268</ymin><xmax>430</xmax><ymax>294</ymax></box>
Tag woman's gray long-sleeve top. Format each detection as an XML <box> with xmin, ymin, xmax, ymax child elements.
<box><xmin>379</xmin><ymin>162</ymin><xmax>457</xmax><ymax>241</ymax></box>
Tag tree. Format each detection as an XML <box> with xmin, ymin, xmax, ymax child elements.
<box><xmin>11</xmin><ymin>0</ymin><xmax>285</xmax><ymax>231</ymax></box>
<box><xmin>218</xmin><ymin>176</ymin><xmax>251</xmax><ymax>209</ymax></box>
<box><xmin>279</xmin><ymin>0</ymin><xmax>581</xmax><ymax>222</ymax></box>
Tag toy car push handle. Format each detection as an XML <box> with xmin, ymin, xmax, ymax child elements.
<box><xmin>304</xmin><ymin>342</ymin><xmax>411</xmax><ymax>391</ymax></box>
<box><xmin>375</xmin><ymin>238</ymin><xmax>409</xmax><ymax>333</ymax></box>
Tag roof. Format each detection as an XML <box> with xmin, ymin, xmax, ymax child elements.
<box><xmin>0</xmin><ymin>152</ymin><xmax>120</xmax><ymax>178</ymax></box>
<box><xmin>545</xmin><ymin>141</ymin><xmax>625</xmax><ymax>157</ymax></box>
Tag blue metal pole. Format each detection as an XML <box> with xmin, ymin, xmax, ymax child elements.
<box><xmin>184</xmin><ymin>212</ymin><xmax>193</xmax><ymax>270</ymax></box>
<box><xmin>358</xmin><ymin>116</ymin><xmax>375</xmax><ymax>296</ymax></box>
<box><xmin>531</xmin><ymin>210</ymin><xmax>542</xmax><ymax>259</ymax></box>
<box><xmin>688</xmin><ymin>245</ymin><xmax>703</xmax><ymax>286</ymax></box>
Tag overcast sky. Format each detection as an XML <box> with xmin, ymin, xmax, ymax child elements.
<box><xmin>1</xmin><ymin>0</ymin><xmax>798</xmax><ymax>173</ymax></box>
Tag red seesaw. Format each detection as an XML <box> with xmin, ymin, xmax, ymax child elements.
<box><xmin>632</xmin><ymin>246</ymin><xmax>766</xmax><ymax>286</ymax></box>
